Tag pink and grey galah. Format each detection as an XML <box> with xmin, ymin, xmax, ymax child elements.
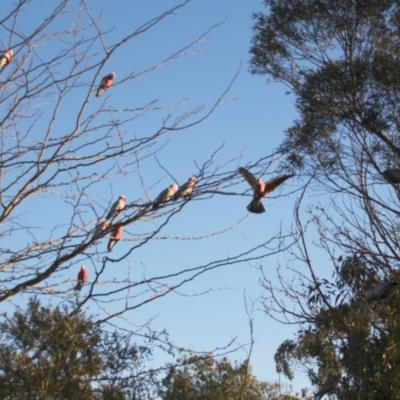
<box><xmin>238</xmin><ymin>167</ymin><xmax>295</xmax><ymax>214</ymax></box>
<box><xmin>0</xmin><ymin>49</ymin><xmax>13</xmax><ymax>69</ymax></box>
<box><xmin>93</xmin><ymin>221</ymin><xmax>110</xmax><ymax>239</ymax></box>
<box><xmin>383</xmin><ymin>168</ymin><xmax>400</xmax><ymax>184</ymax></box>
<box><xmin>75</xmin><ymin>265</ymin><xmax>88</xmax><ymax>291</ymax></box>
<box><xmin>314</xmin><ymin>374</ymin><xmax>340</xmax><ymax>399</ymax></box>
<box><xmin>106</xmin><ymin>195</ymin><xmax>126</xmax><ymax>219</ymax></box>
<box><xmin>152</xmin><ymin>184</ymin><xmax>179</xmax><ymax>210</ymax></box>
<box><xmin>174</xmin><ymin>176</ymin><xmax>197</xmax><ymax>199</ymax></box>
<box><xmin>108</xmin><ymin>225</ymin><xmax>123</xmax><ymax>252</ymax></box>
<box><xmin>366</xmin><ymin>281</ymin><xmax>399</xmax><ymax>302</ymax></box>
<box><xmin>96</xmin><ymin>72</ymin><xmax>115</xmax><ymax>97</ymax></box>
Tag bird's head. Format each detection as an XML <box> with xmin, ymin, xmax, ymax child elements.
<box><xmin>119</xmin><ymin>195</ymin><xmax>126</xmax><ymax>200</ymax></box>
<box><xmin>109</xmin><ymin>72</ymin><xmax>116</xmax><ymax>79</ymax></box>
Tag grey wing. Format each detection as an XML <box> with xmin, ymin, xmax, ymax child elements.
<box><xmin>238</xmin><ymin>167</ymin><xmax>258</xmax><ymax>188</ymax></box>
<box><xmin>154</xmin><ymin>188</ymin><xmax>168</xmax><ymax>204</ymax></box>
<box><xmin>107</xmin><ymin>201</ymin><xmax>117</xmax><ymax>217</ymax></box>
<box><xmin>175</xmin><ymin>182</ymin><xmax>188</xmax><ymax>197</ymax></box>
<box><xmin>263</xmin><ymin>174</ymin><xmax>295</xmax><ymax>196</ymax></box>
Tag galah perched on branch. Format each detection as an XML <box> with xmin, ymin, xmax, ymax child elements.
<box><xmin>238</xmin><ymin>167</ymin><xmax>295</xmax><ymax>214</ymax></box>
<box><xmin>174</xmin><ymin>176</ymin><xmax>197</xmax><ymax>199</ymax></box>
<box><xmin>96</xmin><ymin>72</ymin><xmax>115</xmax><ymax>97</ymax></box>
<box><xmin>0</xmin><ymin>49</ymin><xmax>13</xmax><ymax>69</ymax></box>
<box><xmin>92</xmin><ymin>221</ymin><xmax>110</xmax><ymax>240</ymax></box>
<box><xmin>314</xmin><ymin>374</ymin><xmax>340</xmax><ymax>399</ymax></box>
<box><xmin>152</xmin><ymin>184</ymin><xmax>178</xmax><ymax>210</ymax></box>
<box><xmin>383</xmin><ymin>168</ymin><xmax>400</xmax><ymax>184</ymax></box>
<box><xmin>106</xmin><ymin>195</ymin><xmax>126</xmax><ymax>219</ymax></box>
<box><xmin>366</xmin><ymin>281</ymin><xmax>399</xmax><ymax>302</ymax></box>
<box><xmin>108</xmin><ymin>225</ymin><xmax>123</xmax><ymax>252</ymax></box>
<box><xmin>74</xmin><ymin>265</ymin><xmax>88</xmax><ymax>291</ymax></box>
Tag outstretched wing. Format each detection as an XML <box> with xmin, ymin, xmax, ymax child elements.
<box><xmin>263</xmin><ymin>174</ymin><xmax>295</xmax><ymax>196</ymax></box>
<box><xmin>238</xmin><ymin>167</ymin><xmax>258</xmax><ymax>188</ymax></box>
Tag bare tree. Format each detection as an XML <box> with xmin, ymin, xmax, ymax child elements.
<box><xmin>0</xmin><ymin>0</ymin><xmax>302</xmax><ymax>378</ymax></box>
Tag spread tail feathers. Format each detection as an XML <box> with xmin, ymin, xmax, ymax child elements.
<box><xmin>247</xmin><ymin>199</ymin><xmax>265</xmax><ymax>214</ymax></box>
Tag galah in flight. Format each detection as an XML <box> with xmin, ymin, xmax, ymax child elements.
<box><xmin>383</xmin><ymin>168</ymin><xmax>400</xmax><ymax>184</ymax></box>
<box><xmin>93</xmin><ymin>221</ymin><xmax>110</xmax><ymax>239</ymax></box>
<box><xmin>152</xmin><ymin>184</ymin><xmax>178</xmax><ymax>210</ymax></box>
<box><xmin>366</xmin><ymin>281</ymin><xmax>399</xmax><ymax>302</ymax></box>
<box><xmin>174</xmin><ymin>176</ymin><xmax>197</xmax><ymax>199</ymax></box>
<box><xmin>0</xmin><ymin>49</ymin><xmax>13</xmax><ymax>69</ymax></box>
<box><xmin>314</xmin><ymin>374</ymin><xmax>340</xmax><ymax>399</ymax></box>
<box><xmin>107</xmin><ymin>195</ymin><xmax>126</xmax><ymax>219</ymax></box>
<box><xmin>238</xmin><ymin>167</ymin><xmax>295</xmax><ymax>214</ymax></box>
<box><xmin>75</xmin><ymin>265</ymin><xmax>88</xmax><ymax>291</ymax></box>
<box><xmin>96</xmin><ymin>72</ymin><xmax>115</xmax><ymax>97</ymax></box>
<box><xmin>108</xmin><ymin>224</ymin><xmax>123</xmax><ymax>252</ymax></box>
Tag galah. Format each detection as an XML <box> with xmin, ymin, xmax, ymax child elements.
<box><xmin>93</xmin><ymin>221</ymin><xmax>110</xmax><ymax>239</ymax></box>
<box><xmin>383</xmin><ymin>168</ymin><xmax>400</xmax><ymax>184</ymax></box>
<box><xmin>108</xmin><ymin>225</ymin><xmax>123</xmax><ymax>252</ymax></box>
<box><xmin>96</xmin><ymin>72</ymin><xmax>115</xmax><ymax>97</ymax></box>
<box><xmin>75</xmin><ymin>265</ymin><xmax>88</xmax><ymax>291</ymax></box>
<box><xmin>0</xmin><ymin>49</ymin><xmax>13</xmax><ymax>69</ymax></box>
<box><xmin>174</xmin><ymin>176</ymin><xmax>197</xmax><ymax>199</ymax></box>
<box><xmin>238</xmin><ymin>167</ymin><xmax>295</xmax><ymax>214</ymax></box>
<box><xmin>106</xmin><ymin>195</ymin><xmax>126</xmax><ymax>219</ymax></box>
<box><xmin>366</xmin><ymin>281</ymin><xmax>399</xmax><ymax>302</ymax></box>
<box><xmin>152</xmin><ymin>184</ymin><xmax>178</xmax><ymax>210</ymax></box>
<box><xmin>314</xmin><ymin>374</ymin><xmax>340</xmax><ymax>399</ymax></box>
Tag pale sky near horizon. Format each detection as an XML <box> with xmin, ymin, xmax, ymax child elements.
<box><xmin>0</xmin><ymin>0</ymin><xmax>324</xmax><ymax>396</ymax></box>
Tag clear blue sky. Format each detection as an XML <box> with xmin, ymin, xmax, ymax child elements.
<box><xmin>1</xmin><ymin>0</ymin><xmax>322</xmax><ymax>395</ymax></box>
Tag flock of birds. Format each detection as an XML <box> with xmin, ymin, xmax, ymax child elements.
<box><xmin>0</xmin><ymin>50</ymin><xmax>298</xmax><ymax>294</ymax></box>
<box><xmin>74</xmin><ymin>169</ymin><xmax>296</xmax><ymax>289</ymax></box>
<box><xmin>3</xmin><ymin>47</ymin><xmax>400</xmax><ymax>398</ymax></box>
<box><xmin>0</xmin><ymin>48</ymin><xmax>116</xmax><ymax>97</ymax></box>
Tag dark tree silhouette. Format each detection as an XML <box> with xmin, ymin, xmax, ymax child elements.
<box><xmin>250</xmin><ymin>0</ymin><xmax>400</xmax><ymax>398</ymax></box>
